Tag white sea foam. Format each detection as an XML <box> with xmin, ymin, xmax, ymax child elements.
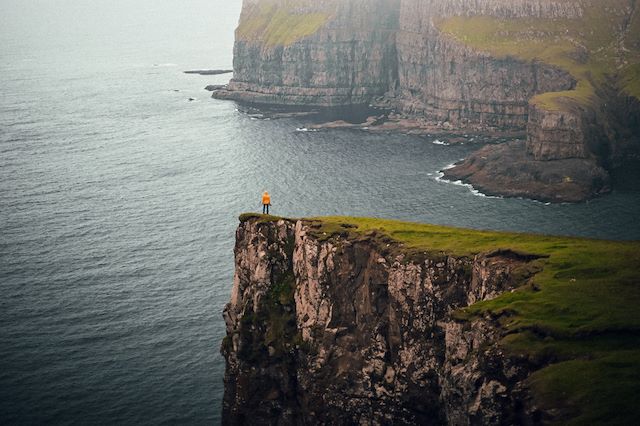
<box><xmin>436</xmin><ymin>170</ymin><xmax>558</xmax><ymax>203</ymax></box>
<box><xmin>434</xmin><ymin>165</ymin><xmax>502</xmax><ymax>199</ymax></box>
<box><xmin>441</xmin><ymin>162</ymin><xmax>457</xmax><ymax>170</ymax></box>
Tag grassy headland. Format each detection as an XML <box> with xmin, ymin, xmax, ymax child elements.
<box><xmin>275</xmin><ymin>215</ymin><xmax>640</xmax><ymax>424</ymax></box>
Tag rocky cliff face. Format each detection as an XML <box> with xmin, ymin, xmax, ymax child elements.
<box><xmin>216</xmin><ymin>0</ymin><xmax>580</xmax><ymax>128</ymax></box>
<box><xmin>222</xmin><ymin>217</ymin><xmax>546</xmax><ymax>424</ymax></box>
<box><xmin>212</xmin><ymin>0</ymin><xmax>639</xmax><ymax>203</ymax></box>
<box><xmin>215</xmin><ymin>0</ymin><xmax>399</xmax><ymax>106</ymax></box>
<box><xmin>392</xmin><ymin>0</ymin><xmax>578</xmax><ymax>130</ymax></box>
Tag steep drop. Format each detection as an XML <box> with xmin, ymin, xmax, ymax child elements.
<box><xmin>221</xmin><ymin>215</ymin><xmax>640</xmax><ymax>425</ymax></box>
<box><xmin>222</xmin><ymin>216</ymin><xmax>543</xmax><ymax>424</ymax></box>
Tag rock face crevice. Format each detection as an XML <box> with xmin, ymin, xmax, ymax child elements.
<box><xmin>222</xmin><ymin>218</ymin><xmax>543</xmax><ymax>425</ymax></box>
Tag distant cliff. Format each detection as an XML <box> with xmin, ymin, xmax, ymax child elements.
<box><xmin>212</xmin><ymin>0</ymin><xmax>640</xmax><ymax>202</ymax></box>
<box><xmin>216</xmin><ymin>0</ymin><xmax>399</xmax><ymax>106</ymax></box>
<box><xmin>221</xmin><ymin>215</ymin><xmax>640</xmax><ymax>424</ymax></box>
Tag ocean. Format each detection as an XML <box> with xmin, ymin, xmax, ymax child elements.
<box><xmin>1</xmin><ymin>0</ymin><xmax>639</xmax><ymax>424</ymax></box>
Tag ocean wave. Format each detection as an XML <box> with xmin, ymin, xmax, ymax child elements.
<box><xmin>435</xmin><ymin>169</ymin><xmax>557</xmax><ymax>204</ymax></box>
<box><xmin>441</xmin><ymin>161</ymin><xmax>458</xmax><ymax>171</ymax></box>
<box><xmin>434</xmin><ymin>166</ymin><xmax>501</xmax><ymax>199</ymax></box>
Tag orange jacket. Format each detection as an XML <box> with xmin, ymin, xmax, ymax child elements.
<box><xmin>262</xmin><ymin>192</ymin><xmax>271</xmax><ymax>205</ymax></box>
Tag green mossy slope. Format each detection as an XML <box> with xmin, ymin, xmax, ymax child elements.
<box><xmin>438</xmin><ymin>0</ymin><xmax>640</xmax><ymax>111</ymax></box>
<box><xmin>236</xmin><ymin>0</ymin><xmax>335</xmax><ymax>46</ymax></box>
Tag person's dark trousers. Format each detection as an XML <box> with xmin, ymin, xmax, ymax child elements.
<box><xmin>263</xmin><ymin>204</ymin><xmax>269</xmax><ymax>214</ymax></box>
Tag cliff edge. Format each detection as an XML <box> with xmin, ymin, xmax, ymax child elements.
<box><xmin>212</xmin><ymin>0</ymin><xmax>640</xmax><ymax>202</ymax></box>
<box><xmin>222</xmin><ymin>215</ymin><xmax>640</xmax><ymax>424</ymax></box>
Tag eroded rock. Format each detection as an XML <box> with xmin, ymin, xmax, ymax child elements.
<box><xmin>221</xmin><ymin>218</ymin><xmax>546</xmax><ymax>424</ymax></box>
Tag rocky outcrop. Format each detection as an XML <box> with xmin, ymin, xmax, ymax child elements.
<box><xmin>526</xmin><ymin>103</ymin><xmax>590</xmax><ymax>161</ymax></box>
<box><xmin>443</xmin><ymin>93</ymin><xmax>632</xmax><ymax>202</ymax></box>
<box><xmin>442</xmin><ymin>140</ymin><xmax>611</xmax><ymax>202</ymax></box>
<box><xmin>222</xmin><ymin>217</ymin><xmax>546</xmax><ymax>424</ymax></box>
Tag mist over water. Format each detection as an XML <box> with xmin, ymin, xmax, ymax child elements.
<box><xmin>1</xmin><ymin>0</ymin><xmax>639</xmax><ymax>424</ymax></box>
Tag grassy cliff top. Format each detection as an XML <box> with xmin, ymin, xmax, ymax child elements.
<box><xmin>236</xmin><ymin>0</ymin><xmax>336</xmax><ymax>46</ymax></box>
<box><xmin>242</xmin><ymin>214</ymin><xmax>640</xmax><ymax>424</ymax></box>
<box><xmin>437</xmin><ymin>0</ymin><xmax>640</xmax><ymax>111</ymax></box>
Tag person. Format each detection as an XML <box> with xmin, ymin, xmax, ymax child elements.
<box><xmin>262</xmin><ymin>191</ymin><xmax>271</xmax><ymax>214</ymax></box>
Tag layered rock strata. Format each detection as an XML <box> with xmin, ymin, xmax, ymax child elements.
<box><xmin>222</xmin><ymin>217</ymin><xmax>545</xmax><ymax>425</ymax></box>
<box><xmin>215</xmin><ymin>0</ymin><xmax>400</xmax><ymax>106</ymax></box>
<box><xmin>212</xmin><ymin>0</ymin><xmax>639</xmax><ymax>202</ymax></box>
<box><xmin>392</xmin><ymin>1</ymin><xmax>578</xmax><ymax>130</ymax></box>
<box><xmin>215</xmin><ymin>0</ymin><xmax>579</xmax><ymax>131</ymax></box>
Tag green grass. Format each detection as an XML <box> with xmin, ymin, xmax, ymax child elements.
<box><xmin>293</xmin><ymin>215</ymin><xmax>640</xmax><ymax>423</ymax></box>
<box><xmin>437</xmin><ymin>0</ymin><xmax>640</xmax><ymax>111</ymax></box>
<box><xmin>621</xmin><ymin>63</ymin><xmax>640</xmax><ymax>98</ymax></box>
<box><xmin>236</xmin><ymin>1</ymin><xmax>334</xmax><ymax>46</ymax></box>
<box><xmin>238</xmin><ymin>212</ymin><xmax>286</xmax><ymax>223</ymax></box>
<box><xmin>263</xmin><ymin>270</ymin><xmax>302</xmax><ymax>353</ymax></box>
<box><xmin>529</xmin><ymin>351</ymin><xmax>640</xmax><ymax>425</ymax></box>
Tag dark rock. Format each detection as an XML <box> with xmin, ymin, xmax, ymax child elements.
<box><xmin>442</xmin><ymin>141</ymin><xmax>611</xmax><ymax>203</ymax></box>
<box><xmin>184</xmin><ymin>69</ymin><xmax>233</xmax><ymax>75</ymax></box>
<box><xmin>205</xmin><ymin>84</ymin><xmax>227</xmax><ymax>91</ymax></box>
<box><xmin>221</xmin><ymin>218</ymin><xmax>546</xmax><ymax>425</ymax></box>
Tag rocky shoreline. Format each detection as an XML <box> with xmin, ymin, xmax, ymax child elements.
<box><xmin>209</xmin><ymin>96</ymin><xmax>612</xmax><ymax>202</ymax></box>
<box><xmin>306</xmin><ymin>110</ymin><xmax>526</xmax><ymax>139</ymax></box>
<box><xmin>209</xmin><ymin>90</ymin><xmax>619</xmax><ymax>202</ymax></box>
<box><xmin>441</xmin><ymin>141</ymin><xmax>611</xmax><ymax>203</ymax></box>
<box><xmin>184</xmin><ymin>69</ymin><xmax>232</xmax><ymax>75</ymax></box>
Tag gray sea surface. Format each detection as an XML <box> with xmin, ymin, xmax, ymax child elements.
<box><xmin>1</xmin><ymin>0</ymin><xmax>639</xmax><ymax>424</ymax></box>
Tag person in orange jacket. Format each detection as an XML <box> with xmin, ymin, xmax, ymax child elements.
<box><xmin>262</xmin><ymin>191</ymin><xmax>271</xmax><ymax>214</ymax></box>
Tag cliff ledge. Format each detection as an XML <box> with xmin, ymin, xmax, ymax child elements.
<box><xmin>222</xmin><ymin>215</ymin><xmax>640</xmax><ymax>425</ymax></box>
